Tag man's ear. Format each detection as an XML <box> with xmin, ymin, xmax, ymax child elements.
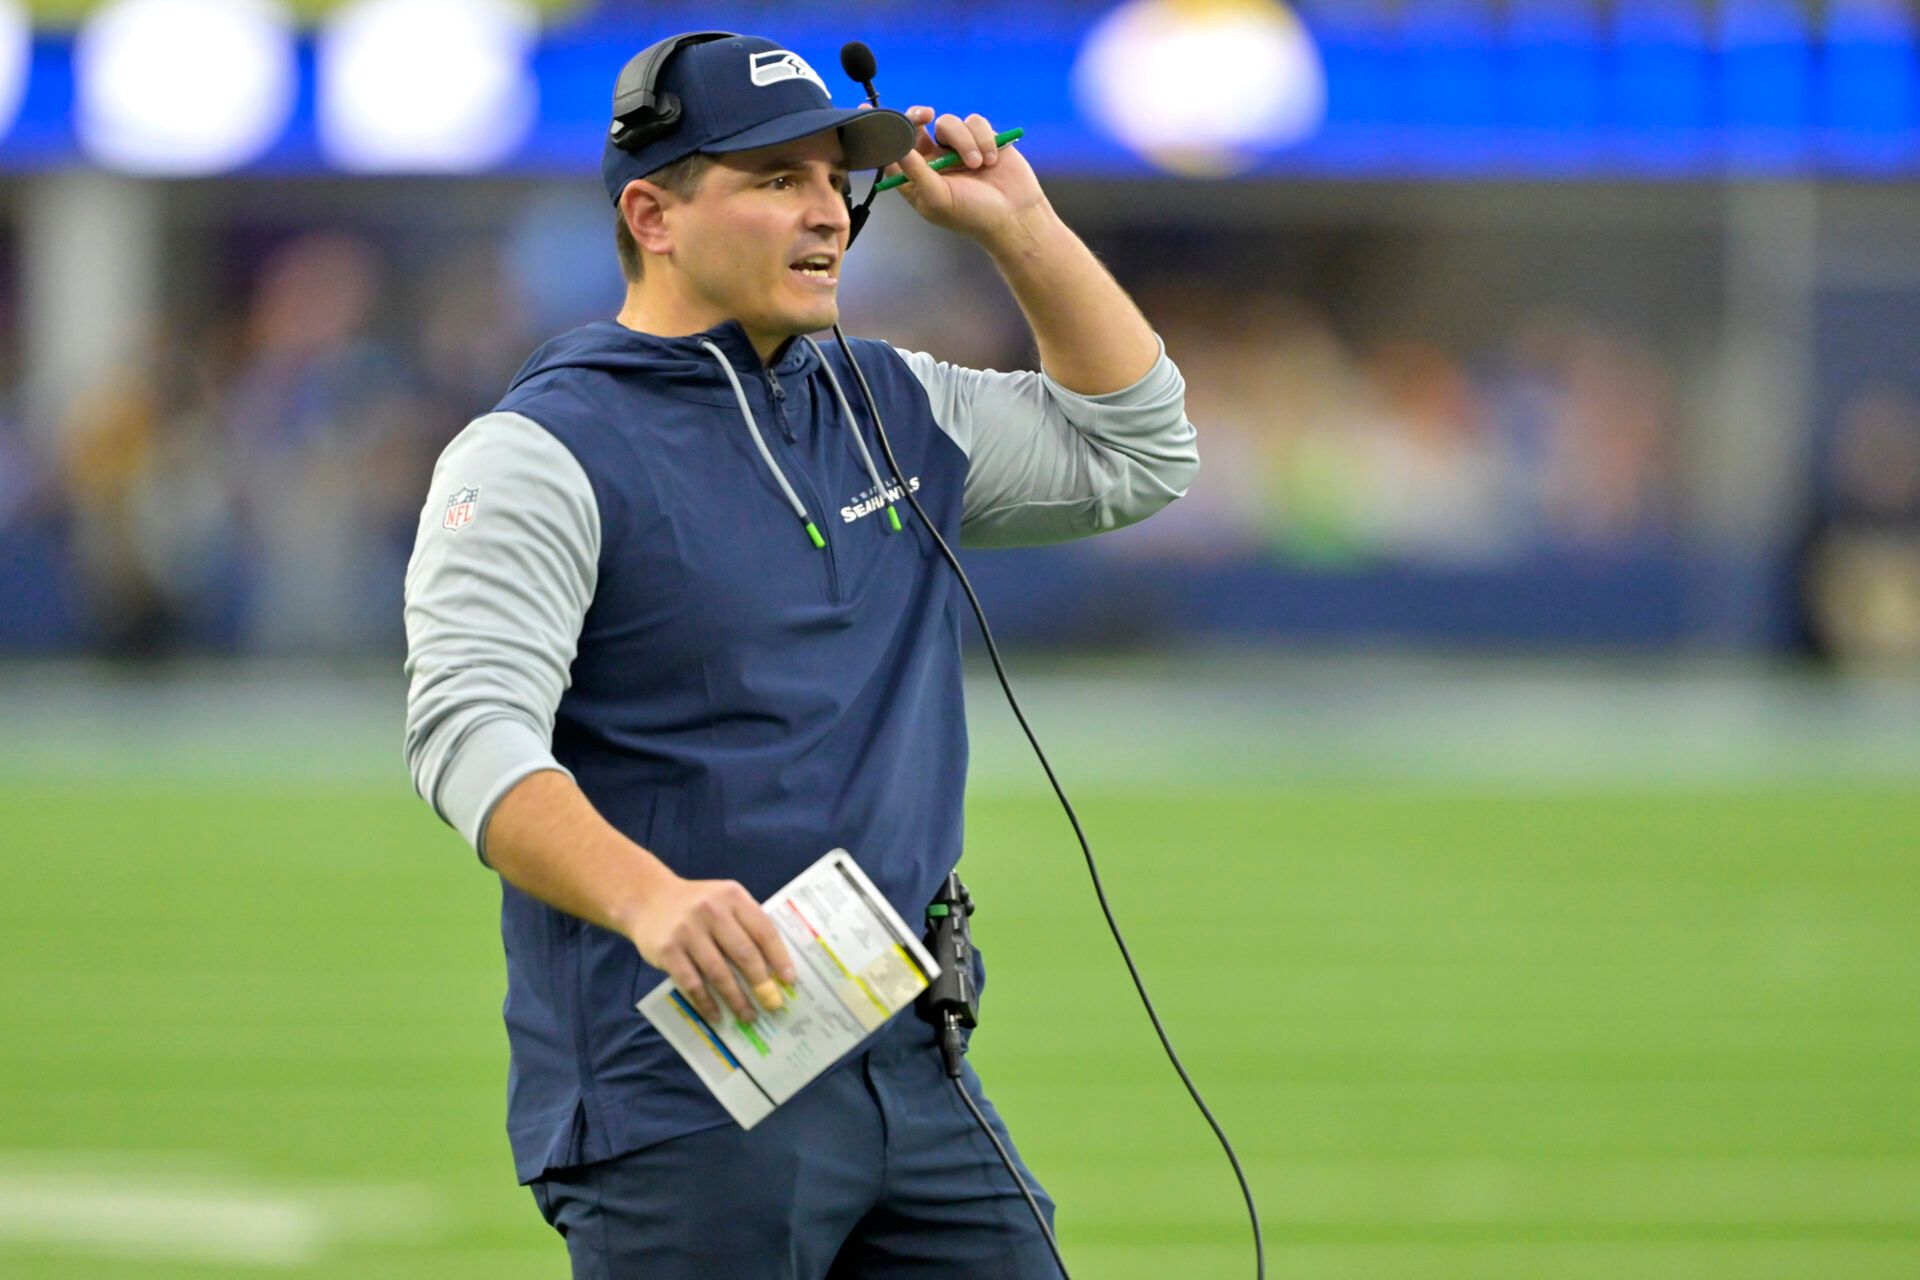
<box><xmin>619</xmin><ymin>180</ymin><xmax>674</xmax><ymax>257</ymax></box>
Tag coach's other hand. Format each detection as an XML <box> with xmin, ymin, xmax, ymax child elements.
<box><xmin>621</xmin><ymin>870</ymin><xmax>797</xmax><ymax>1024</ymax></box>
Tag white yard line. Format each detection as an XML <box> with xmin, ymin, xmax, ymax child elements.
<box><xmin>0</xmin><ymin>1154</ymin><xmax>438</xmax><ymax>1268</ymax></box>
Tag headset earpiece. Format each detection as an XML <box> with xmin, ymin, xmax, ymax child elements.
<box><xmin>609</xmin><ymin>30</ymin><xmax>737</xmax><ymax>154</ymax></box>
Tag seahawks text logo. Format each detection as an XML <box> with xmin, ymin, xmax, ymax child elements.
<box><xmin>841</xmin><ymin>476</ymin><xmax>919</xmax><ymax>524</ymax></box>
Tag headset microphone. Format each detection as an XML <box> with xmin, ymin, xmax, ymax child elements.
<box><xmin>839</xmin><ymin>41</ymin><xmax>883</xmax><ymax>247</ymax></box>
<box><xmin>840</xmin><ymin>41</ymin><xmax>879</xmax><ymax>107</ymax></box>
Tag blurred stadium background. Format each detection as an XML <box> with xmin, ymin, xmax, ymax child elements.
<box><xmin>3</xmin><ymin>0</ymin><xmax>1919</xmax><ymax>1275</ymax></box>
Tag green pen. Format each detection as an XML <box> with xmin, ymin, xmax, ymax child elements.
<box><xmin>873</xmin><ymin>128</ymin><xmax>1025</xmax><ymax>193</ymax></box>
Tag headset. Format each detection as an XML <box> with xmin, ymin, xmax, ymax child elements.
<box><xmin>609</xmin><ymin>31</ymin><xmax>888</xmax><ymax>247</ymax></box>
<box><xmin>606</xmin><ymin>34</ymin><xmax>1265</xmax><ymax>1280</ymax></box>
<box><xmin>609</xmin><ymin>31</ymin><xmax>727</xmax><ymax>151</ymax></box>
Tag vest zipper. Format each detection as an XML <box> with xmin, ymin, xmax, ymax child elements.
<box><xmin>763</xmin><ymin>370</ymin><xmax>796</xmax><ymax>443</ymax></box>
<box><xmin>764</xmin><ymin>369</ymin><xmax>842</xmax><ymax>603</ymax></box>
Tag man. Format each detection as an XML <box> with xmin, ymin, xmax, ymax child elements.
<box><xmin>403</xmin><ymin>31</ymin><xmax>1196</xmax><ymax>1279</ymax></box>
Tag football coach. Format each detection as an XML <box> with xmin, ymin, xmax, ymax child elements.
<box><xmin>402</xmin><ymin>31</ymin><xmax>1198</xmax><ymax>1279</ymax></box>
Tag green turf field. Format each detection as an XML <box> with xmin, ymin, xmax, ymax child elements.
<box><xmin>4</xmin><ymin>665</ymin><xmax>1920</xmax><ymax>1277</ymax></box>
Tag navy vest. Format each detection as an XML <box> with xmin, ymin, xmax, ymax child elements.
<box><xmin>489</xmin><ymin>318</ymin><xmax>970</xmax><ymax>1180</ymax></box>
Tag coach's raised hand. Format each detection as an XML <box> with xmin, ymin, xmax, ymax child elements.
<box><xmin>885</xmin><ymin>104</ymin><xmax>1050</xmax><ymax>251</ymax></box>
<box><xmin>480</xmin><ymin>769</ymin><xmax>796</xmax><ymax>1024</ymax></box>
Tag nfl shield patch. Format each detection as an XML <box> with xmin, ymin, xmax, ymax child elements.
<box><xmin>442</xmin><ymin>485</ymin><xmax>479</xmax><ymax>531</ymax></box>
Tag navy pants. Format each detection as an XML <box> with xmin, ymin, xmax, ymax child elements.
<box><xmin>529</xmin><ymin>1015</ymin><xmax>1059</xmax><ymax>1279</ymax></box>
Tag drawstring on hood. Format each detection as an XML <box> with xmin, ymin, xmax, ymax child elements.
<box><xmin>700</xmin><ymin>339</ymin><xmax>827</xmax><ymax>549</ymax></box>
<box><xmin>696</xmin><ymin>335</ymin><xmax>901</xmax><ymax>550</ymax></box>
<box><xmin>802</xmin><ymin>336</ymin><xmax>900</xmax><ymax>534</ymax></box>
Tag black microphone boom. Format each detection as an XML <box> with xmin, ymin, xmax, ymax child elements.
<box><xmin>840</xmin><ymin>40</ymin><xmax>883</xmax><ymax>247</ymax></box>
<box><xmin>840</xmin><ymin>40</ymin><xmax>879</xmax><ymax>105</ymax></box>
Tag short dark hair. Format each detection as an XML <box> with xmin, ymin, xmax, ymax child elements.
<box><xmin>615</xmin><ymin>152</ymin><xmax>716</xmax><ymax>284</ymax></box>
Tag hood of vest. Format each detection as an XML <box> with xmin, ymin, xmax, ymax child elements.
<box><xmin>506</xmin><ymin>318</ymin><xmax>821</xmax><ymax>409</ymax></box>
<box><xmin>504</xmin><ymin>317</ymin><xmax>897</xmax><ymax>547</ymax></box>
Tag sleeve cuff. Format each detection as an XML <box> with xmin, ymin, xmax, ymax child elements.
<box><xmin>434</xmin><ymin>716</ymin><xmax>572</xmax><ymax>862</ymax></box>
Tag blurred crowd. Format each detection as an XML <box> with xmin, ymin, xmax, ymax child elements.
<box><xmin>0</xmin><ymin>215</ymin><xmax>1696</xmax><ymax>655</ymax></box>
<box><xmin>0</xmin><ymin>193</ymin><xmax>1914</xmax><ymax>660</ymax></box>
<box><xmin>1797</xmin><ymin>383</ymin><xmax>1920</xmax><ymax>666</ymax></box>
<box><xmin>0</xmin><ymin>228</ymin><xmax>540</xmax><ymax>656</ymax></box>
<box><xmin>1117</xmin><ymin>289</ymin><xmax>1677</xmax><ymax>568</ymax></box>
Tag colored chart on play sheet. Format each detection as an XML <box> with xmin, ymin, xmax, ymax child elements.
<box><xmin>784</xmin><ymin>871</ymin><xmax>934</xmax><ymax>1032</ymax></box>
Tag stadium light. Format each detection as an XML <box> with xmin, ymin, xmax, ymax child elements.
<box><xmin>75</xmin><ymin>0</ymin><xmax>296</xmax><ymax>175</ymax></box>
<box><xmin>318</xmin><ymin>0</ymin><xmax>539</xmax><ymax>173</ymax></box>
<box><xmin>1071</xmin><ymin>0</ymin><xmax>1326</xmax><ymax>177</ymax></box>
<box><xmin>0</xmin><ymin>1</ymin><xmax>27</xmax><ymax>148</ymax></box>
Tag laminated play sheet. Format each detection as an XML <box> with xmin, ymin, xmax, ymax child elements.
<box><xmin>637</xmin><ymin>848</ymin><xmax>940</xmax><ymax>1128</ymax></box>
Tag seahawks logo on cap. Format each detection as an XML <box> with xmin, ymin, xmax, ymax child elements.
<box><xmin>749</xmin><ymin>50</ymin><xmax>829</xmax><ymax>97</ymax></box>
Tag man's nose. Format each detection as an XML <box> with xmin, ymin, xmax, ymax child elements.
<box><xmin>808</xmin><ymin>178</ymin><xmax>851</xmax><ymax>233</ymax></box>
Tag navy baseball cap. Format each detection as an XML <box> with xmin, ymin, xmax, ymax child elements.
<box><xmin>602</xmin><ymin>35</ymin><xmax>916</xmax><ymax>205</ymax></box>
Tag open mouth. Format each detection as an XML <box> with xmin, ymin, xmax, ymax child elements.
<box><xmin>791</xmin><ymin>253</ymin><xmax>838</xmax><ymax>283</ymax></box>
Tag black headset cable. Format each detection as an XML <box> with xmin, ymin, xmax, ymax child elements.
<box><xmin>830</xmin><ymin>324</ymin><xmax>1266</xmax><ymax>1280</ymax></box>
